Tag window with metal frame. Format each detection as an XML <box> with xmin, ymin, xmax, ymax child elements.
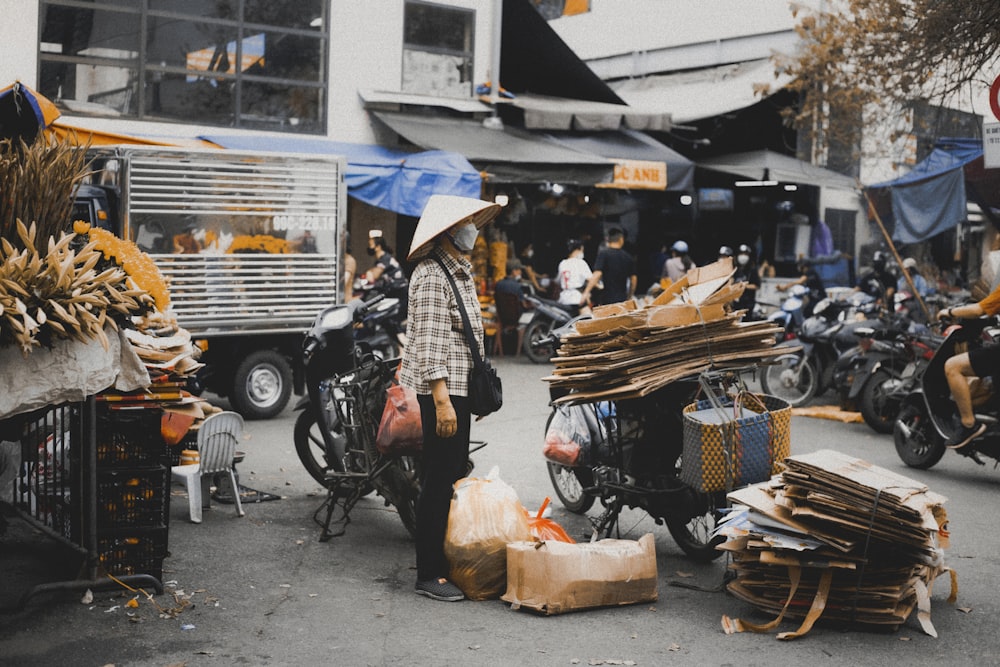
<box><xmin>402</xmin><ymin>1</ymin><xmax>474</xmax><ymax>99</ymax></box>
<box><xmin>37</xmin><ymin>0</ymin><xmax>328</xmax><ymax>133</ymax></box>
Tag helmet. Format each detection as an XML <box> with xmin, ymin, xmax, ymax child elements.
<box><xmin>567</xmin><ymin>238</ymin><xmax>583</xmax><ymax>254</ymax></box>
<box><xmin>718</xmin><ymin>245</ymin><xmax>734</xmax><ymax>257</ymax></box>
<box><xmin>872</xmin><ymin>250</ymin><xmax>887</xmax><ymax>270</ymax></box>
<box><xmin>671</xmin><ymin>240</ymin><xmax>689</xmax><ymax>253</ymax></box>
<box><xmin>737</xmin><ymin>244</ymin><xmax>752</xmax><ymax>255</ymax></box>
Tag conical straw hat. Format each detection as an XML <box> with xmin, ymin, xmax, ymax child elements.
<box><xmin>407</xmin><ymin>195</ymin><xmax>501</xmax><ymax>260</ymax></box>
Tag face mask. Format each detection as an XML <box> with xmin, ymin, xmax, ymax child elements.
<box><xmin>447</xmin><ymin>223</ymin><xmax>479</xmax><ymax>252</ymax></box>
<box><xmin>524</xmin><ymin>249</ymin><xmax>534</xmax><ymax>258</ymax></box>
<box><xmin>366</xmin><ymin>246</ymin><xmax>376</xmax><ymax>256</ymax></box>
<box><xmin>737</xmin><ymin>254</ymin><xmax>749</xmax><ymax>265</ymax></box>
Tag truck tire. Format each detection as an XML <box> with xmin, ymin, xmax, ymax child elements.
<box><xmin>230</xmin><ymin>350</ymin><xmax>293</xmax><ymax>420</ymax></box>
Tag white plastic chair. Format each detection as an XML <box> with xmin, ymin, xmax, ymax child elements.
<box><xmin>170</xmin><ymin>411</ymin><xmax>246</xmax><ymax>523</ymax></box>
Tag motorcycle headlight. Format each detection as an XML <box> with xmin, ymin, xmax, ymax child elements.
<box><xmin>319</xmin><ymin>307</ymin><xmax>352</xmax><ymax>329</ymax></box>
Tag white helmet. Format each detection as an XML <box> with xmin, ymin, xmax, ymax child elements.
<box><xmin>671</xmin><ymin>240</ymin><xmax>689</xmax><ymax>253</ymax></box>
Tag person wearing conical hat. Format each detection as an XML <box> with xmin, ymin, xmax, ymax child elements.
<box><xmin>399</xmin><ymin>195</ymin><xmax>501</xmax><ymax>602</ymax></box>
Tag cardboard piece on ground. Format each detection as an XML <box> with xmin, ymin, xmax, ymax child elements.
<box><xmin>502</xmin><ymin>533</ymin><xmax>658</xmax><ymax>615</ymax></box>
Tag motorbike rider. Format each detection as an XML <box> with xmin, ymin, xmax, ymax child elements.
<box><xmin>662</xmin><ymin>240</ymin><xmax>695</xmax><ymax>282</ymax></box>
<box><xmin>856</xmin><ymin>250</ymin><xmax>897</xmax><ymax>309</ymax></box>
<box><xmin>777</xmin><ymin>257</ymin><xmax>825</xmax><ymax>317</ymax></box>
<box><xmin>733</xmin><ymin>244</ymin><xmax>761</xmax><ymax>316</ymax></box>
<box><xmin>366</xmin><ymin>233</ymin><xmax>409</xmax><ymax>316</ymax></box>
<box><xmin>937</xmin><ymin>286</ymin><xmax>1000</xmax><ymax>449</ymax></box>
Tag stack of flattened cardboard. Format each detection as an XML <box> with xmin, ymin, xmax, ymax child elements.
<box><xmin>543</xmin><ymin>259</ymin><xmax>787</xmax><ymax>403</ymax></box>
<box><xmin>718</xmin><ymin>449</ymin><xmax>957</xmax><ymax>639</ymax></box>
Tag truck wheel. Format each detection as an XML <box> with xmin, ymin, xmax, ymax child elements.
<box><xmin>230</xmin><ymin>350</ymin><xmax>292</xmax><ymax>420</ymax></box>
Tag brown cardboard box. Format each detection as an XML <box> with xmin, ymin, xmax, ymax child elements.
<box><xmin>501</xmin><ymin>533</ymin><xmax>658</xmax><ymax>615</ymax></box>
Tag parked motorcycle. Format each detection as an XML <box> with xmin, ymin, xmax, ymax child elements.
<box><xmin>353</xmin><ymin>281</ymin><xmax>407</xmax><ymax>359</ymax></box>
<box><xmin>545</xmin><ymin>365</ymin><xmax>762</xmax><ymax>562</ymax></box>
<box><xmin>764</xmin><ymin>284</ymin><xmax>809</xmax><ymax>341</ymax></box>
<box><xmin>833</xmin><ymin>318</ymin><xmax>941</xmax><ymax>433</ymax></box>
<box><xmin>293</xmin><ymin>294</ymin><xmax>420</xmax><ymax>537</ymax></box>
<box><xmin>895</xmin><ymin>315</ymin><xmax>1000</xmax><ymax>470</ymax></box>
<box><xmin>522</xmin><ymin>293</ymin><xmax>576</xmax><ymax>363</ymax></box>
<box><xmin>759</xmin><ymin>294</ymin><xmax>879</xmax><ymax>407</ymax></box>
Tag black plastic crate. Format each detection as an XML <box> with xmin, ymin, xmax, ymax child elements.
<box><xmin>96</xmin><ymin>467</ymin><xmax>169</xmax><ymax>530</ymax></box>
<box><xmin>97</xmin><ymin>527</ymin><xmax>168</xmax><ymax>582</ymax></box>
<box><xmin>96</xmin><ymin>407</ymin><xmax>167</xmax><ymax>469</ymax></box>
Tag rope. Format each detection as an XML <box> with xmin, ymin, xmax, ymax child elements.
<box><xmin>849</xmin><ymin>486</ymin><xmax>883</xmax><ymax>626</ymax></box>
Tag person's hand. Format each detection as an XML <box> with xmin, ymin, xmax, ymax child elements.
<box><xmin>938</xmin><ymin>307</ymin><xmax>953</xmax><ymax>322</ymax></box>
<box><xmin>435</xmin><ymin>401</ymin><xmax>458</xmax><ymax>438</ymax></box>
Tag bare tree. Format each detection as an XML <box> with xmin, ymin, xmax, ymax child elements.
<box><xmin>768</xmin><ymin>1</ymin><xmax>1000</xmax><ymax>165</ymax></box>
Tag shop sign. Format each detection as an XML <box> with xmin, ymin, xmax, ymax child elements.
<box><xmin>984</xmin><ymin>122</ymin><xmax>1000</xmax><ymax>169</ymax></box>
<box><xmin>599</xmin><ymin>159</ymin><xmax>667</xmax><ymax>190</ymax></box>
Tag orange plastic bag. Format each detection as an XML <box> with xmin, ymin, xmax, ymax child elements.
<box><xmin>525</xmin><ymin>497</ymin><xmax>575</xmax><ymax>543</ymax></box>
<box><xmin>375</xmin><ymin>383</ymin><xmax>422</xmax><ymax>457</ymax></box>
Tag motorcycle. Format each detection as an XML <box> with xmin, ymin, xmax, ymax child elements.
<box><xmin>833</xmin><ymin>318</ymin><xmax>941</xmax><ymax>433</ymax></box>
<box><xmin>759</xmin><ymin>293</ymin><xmax>879</xmax><ymax>407</ymax></box>
<box><xmin>544</xmin><ymin>365</ymin><xmax>762</xmax><ymax>561</ymax></box>
<box><xmin>895</xmin><ymin>315</ymin><xmax>1000</xmax><ymax>470</ymax></box>
<box><xmin>293</xmin><ymin>294</ymin><xmax>420</xmax><ymax>538</ymax></box>
<box><xmin>522</xmin><ymin>292</ymin><xmax>576</xmax><ymax>363</ymax></box>
<box><xmin>764</xmin><ymin>284</ymin><xmax>809</xmax><ymax>341</ymax></box>
<box><xmin>352</xmin><ymin>280</ymin><xmax>407</xmax><ymax>359</ymax></box>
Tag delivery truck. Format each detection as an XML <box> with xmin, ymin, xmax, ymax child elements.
<box><xmin>73</xmin><ymin>145</ymin><xmax>347</xmax><ymax>419</ymax></box>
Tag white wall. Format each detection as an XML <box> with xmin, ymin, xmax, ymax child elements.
<box><xmin>0</xmin><ymin>1</ymin><xmax>500</xmax><ymax>146</ymax></box>
<box><xmin>0</xmin><ymin>3</ymin><xmax>40</xmax><ymax>86</ymax></box>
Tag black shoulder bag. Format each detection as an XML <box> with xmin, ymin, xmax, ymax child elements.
<box><xmin>432</xmin><ymin>256</ymin><xmax>503</xmax><ymax>417</ymax></box>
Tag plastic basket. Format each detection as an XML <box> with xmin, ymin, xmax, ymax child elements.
<box><xmin>96</xmin><ymin>467</ymin><xmax>170</xmax><ymax>530</ymax></box>
<box><xmin>681</xmin><ymin>393</ymin><xmax>791</xmax><ymax>493</ymax></box>
<box><xmin>96</xmin><ymin>407</ymin><xmax>167</xmax><ymax>468</ymax></box>
<box><xmin>97</xmin><ymin>527</ymin><xmax>168</xmax><ymax>581</ymax></box>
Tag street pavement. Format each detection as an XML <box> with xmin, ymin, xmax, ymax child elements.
<box><xmin>2</xmin><ymin>356</ymin><xmax>1000</xmax><ymax>666</ymax></box>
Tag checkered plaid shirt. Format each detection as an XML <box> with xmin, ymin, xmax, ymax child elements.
<box><xmin>399</xmin><ymin>246</ymin><xmax>483</xmax><ymax>397</ymax></box>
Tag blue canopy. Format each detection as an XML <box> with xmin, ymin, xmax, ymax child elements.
<box><xmin>867</xmin><ymin>138</ymin><xmax>983</xmax><ymax>244</ymax></box>
<box><xmin>200</xmin><ymin>134</ymin><xmax>482</xmax><ymax>217</ymax></box>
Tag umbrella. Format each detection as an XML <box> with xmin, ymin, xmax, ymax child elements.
<box><xmin>0</xmin><ymin>81</ymin><xmax>61</xmax><ymax>145</ymax></box>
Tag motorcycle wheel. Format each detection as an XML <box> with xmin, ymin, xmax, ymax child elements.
<box><xmin>664</xmin><ymin>491</ymin><xmax>726</xmax><ymax>562</ymax></box>
<box><xmin>759</xmin><ymin>354</ymin><xmax>818</xmax><ymax>407</ymax></box>
<box><xmin>894</xmin><ymin>402</ymin><xmax>946</xmax><ymax>469</ymax></box>
<box><xmin>524</xmin><ymin>320</ymin><xmax>556</xmax><ymax>364</ymax></box>
<box><xmin>293</xmin><ymin>410</ymin><xmax>374</xmax><ymax>497</ymax></box>
<box><xmin>859</xmin><ymin>368</ymin><xmax>901</xmax><ymax>434</ymax></box>
<box><xmin>546</xmin><ymin>462</ymin><xmax>595</xmax><ymax>514</ymax></box>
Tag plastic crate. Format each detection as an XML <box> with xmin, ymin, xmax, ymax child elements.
<box><xmin>96</xmin><ymin>467</ymin><xmax>169</xmax><ymax>530</ymax></box>
<box><xmin>97</xmin><ymin>527</ymin><xmax>168</xmax><ymax>581</ymax></box>
<box><xmin>96</xmin><ymin>407</ymin><xmax>167</xmax><ymax>469</ymax></box>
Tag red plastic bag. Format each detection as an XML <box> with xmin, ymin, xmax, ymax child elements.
<box><xmin>375</xmin><ymin>383</ymin><xmax>422</xmax><ymax>457</ymax></box>
<box><xmin>525</xmin><ymin>497</ymin><xmax>575</xmax><ymax>543</ymax></box>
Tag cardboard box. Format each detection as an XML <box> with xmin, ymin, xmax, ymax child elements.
<box><xmin>501</xmin><ymin>533</ymin><xmax>658</xmax><ymax>615</ymax></box>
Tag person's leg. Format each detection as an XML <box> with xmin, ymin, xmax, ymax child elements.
<box><xmin>415</xmin><ymin>393</ymin><xmax>471</xmax><ymax>583</ymax></box>
<box><xmin>944</xmin><ymin>352</ymin><xmax>976</xmax><ymax>427</ymax></box>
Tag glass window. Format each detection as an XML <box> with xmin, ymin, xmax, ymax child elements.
<box><xmin>39</xmin><ymin>1</ymin><xmax>328</xmax><ymax>133</ymax></box>
<box><xmin>402</xmin><ymin>1</ymin><xmax>473</xmax><ymax>98</ymax></box>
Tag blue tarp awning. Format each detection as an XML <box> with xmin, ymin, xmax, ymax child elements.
<box><xmin>867</xmin><ymin>138</ymin><xmax>984</xmax><ymax>244</ymax></box>
<box><xmin>199</xmin><ymin>135</ymin><xmax>482</xmax><ymax>217</ymax></box>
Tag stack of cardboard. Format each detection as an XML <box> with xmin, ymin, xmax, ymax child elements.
<box><xmin>543</xmin><ymin>259</ymin><xmax>787</xmax><ymax>403</ymax></box>
<box><xmin>718</xmin><ymin>449</ymin><xmax>957</xmax><ymax>639</ymax></box>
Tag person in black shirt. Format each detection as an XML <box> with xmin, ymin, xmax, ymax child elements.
<box><xmin>733</xmin><ymin>244</ymin><xmax>761</xmax><ymax>317</ymax></box>
<box><xmin>778</xmin><ymin>258</ymin><xmax>825</xmax><ymax>316</ymax></box>
<box><xmin>582</xmin><ymin>227</ymin><xmax>637</xmax><ymax>306</ymax></box>
<box><xmin>856</xmin><ymin>250</ymin><xmax>896</xmax><ymax>308</ymax></box>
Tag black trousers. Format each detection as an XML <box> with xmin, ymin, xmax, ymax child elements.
<box><xmin>415</xmin><ymin>393</ymin><xmax>471</xmax><ymax>581</ymax></box>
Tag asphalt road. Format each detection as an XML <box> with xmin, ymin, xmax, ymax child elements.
<box><xmin>2</xmin><ymin>356</ymin><xmax>999</xmax><ymax>666</ymax></box>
